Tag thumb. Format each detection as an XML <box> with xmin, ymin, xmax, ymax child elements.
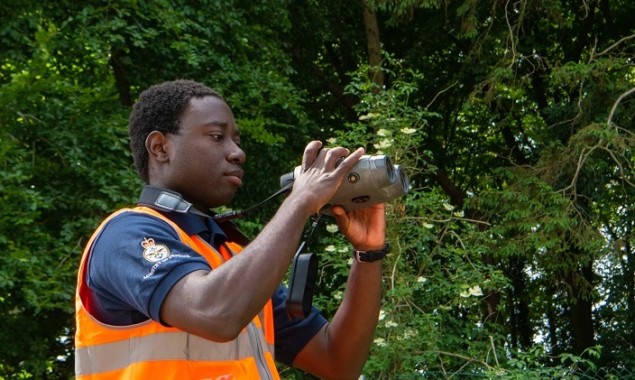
<box><xmin>331</xmin><ymin>205</ymin><xmax>346</xmax><ymax>216</ymax></box>
<box><xmin>332</xmin><ymin>206</ymin><xmax>350</xmax><ymax>233</ymax></box>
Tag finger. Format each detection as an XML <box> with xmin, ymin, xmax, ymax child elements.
<box><xmin>331</xmin><ymin>205</ymin><xmax>350</xmax><ymax>233</ymax></box>
<box><xmin>323</xmin><ymin>147</ymin><xmax>350</xmax><ymax>169</ymax></box>
<box><xmin>332</xmin><ymin>205</ymin><xmax>347</xmax><ymax>216</ymax></box>
<box><xmin>301</xmin><ymin>141</ymin><xmax>323</xmax><ymax>171</ymax></box>
<box><xmin>333</xmin><ymin>147</ymin><xmax>365</xmax><ymax>173</ymax></box>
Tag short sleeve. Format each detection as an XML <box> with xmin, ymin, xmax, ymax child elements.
<box><xmin>86</xmin><ymin>210</ymin><xmax>211</xmax><ymax>325</ymax></box>
<box><xmin>272</xmin><ymin>286</ymin><xmax>328</xmax><ymax>366</ymax></box>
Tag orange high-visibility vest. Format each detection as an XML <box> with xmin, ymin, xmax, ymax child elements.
<box><xmin>75</xmin><ymin>206</ymin><xmax>279</xmax><ymax>379</ymax></box>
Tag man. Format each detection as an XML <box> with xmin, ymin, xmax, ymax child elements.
<box><xmin>75</xmin><ymin>79</ymin><xmax>387</xmax><ymax>379</ymax></box>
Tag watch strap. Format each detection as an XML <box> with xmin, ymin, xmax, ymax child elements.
<box><xmin>353</xmin><ymin>243</ymin><xmax>389</xmax><ymax>263</ymax></box>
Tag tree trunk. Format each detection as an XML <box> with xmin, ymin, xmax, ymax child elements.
<box><xmin>109</xmin><ymin>49</ymin><xmax>132</xmax><ymax>107</ymax></box>
<box><xmin>360</xmin><ymin>0</ymin><xmax>384</xmax><ymax>90</ymax></box>
<box><xmin>508</xmin><ymin>256</ymin><xmax>532</xmax><ymax>348</ymax></box>
<box><xmin>568</xmin><ymin>256</ymin><xmax>596</xmax><ymax>354</ymax></box>
<box><xmin>546</xmin><ymin>284</ymin><xmax>560</xmax><ymax>355</ymax></box>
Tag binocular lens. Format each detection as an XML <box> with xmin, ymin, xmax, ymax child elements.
<box><xmin>396</xmin><ymin>166</ymin><xmax>409</xmax><ymax>193</ymax></box>
<box><xmin>384</xmin><ymin>156</ymin><xmax>396</xmax><ymax>182</ymax></box>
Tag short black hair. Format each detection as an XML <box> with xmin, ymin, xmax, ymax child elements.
<box><xmin>128</xmin><ymin>79</ymin><xmax>221</xmax><ymax>183</ymax></box>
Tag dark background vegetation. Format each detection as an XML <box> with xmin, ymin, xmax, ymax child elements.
<box><xmin>1</xmin><ymin>0</ymin><xmax>634</xmax><ymax>378</ymax></box>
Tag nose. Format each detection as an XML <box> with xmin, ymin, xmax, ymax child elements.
<box><xmin>228</xmin><ymin>143</ymin><xmax>246</xmax><ymax>165</ymax></box>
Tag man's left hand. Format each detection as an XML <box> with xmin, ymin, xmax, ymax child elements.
<box><xmin>331</xmin><ymin>203</ymin><xmax>386</xmax><ymax>251</ymax></box>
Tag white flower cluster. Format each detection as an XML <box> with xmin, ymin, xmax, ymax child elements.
<box><xmin>460</xmin><ymin>285</ymin><xmax>483</xmax><ymax>298</ymax></box>
<box><xmin>326</xmin><ymin>224</ymin><xmax>339</xmax><ymax>233</ymax></box>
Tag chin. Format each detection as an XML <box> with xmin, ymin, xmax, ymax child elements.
<box><xmin>208</xmin><ymin>195</ymin><xmax>236</xmax><ymax>210</ymax></box>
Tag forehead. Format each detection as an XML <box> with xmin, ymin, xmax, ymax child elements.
<box><xmin>180</xmin><ymin>95</ymin><xmax>237</xmax><ymax>132</ymax></box>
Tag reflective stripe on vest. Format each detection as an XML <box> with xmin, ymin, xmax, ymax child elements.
<box><xmin>75</xmin><ymin>207</ymin><xmax>278</xmax><ymax>379</ymax></box>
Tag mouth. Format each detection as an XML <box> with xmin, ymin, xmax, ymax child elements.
<box><xmin>225</xmin><ymin>169</ymin><xmax>244</xmax><ymax>186</ymax></box>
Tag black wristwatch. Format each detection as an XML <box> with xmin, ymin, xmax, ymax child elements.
<box><xmin>353</xmin><ymin>243</ymin><xmax>389</xmax><ymax>263</ymax></box>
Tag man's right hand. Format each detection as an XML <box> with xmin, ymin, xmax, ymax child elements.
<box><xmin>288</xmin><ymin>141</ymin><xmax>366</xmax><ymax>216</ymax></box>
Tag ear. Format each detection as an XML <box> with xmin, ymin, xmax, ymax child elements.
<box><xmin>145</xmin><ymin>131</ymin><xmax>170</xmax><ymax>163</ymax></box>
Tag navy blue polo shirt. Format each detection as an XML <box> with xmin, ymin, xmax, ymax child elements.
<box><xmin>86</xmin><ymin>207</ymin><xmax>327</xmax><ymax>366</ymax></box>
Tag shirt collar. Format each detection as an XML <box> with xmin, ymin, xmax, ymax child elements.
<box><xmin>137</xmin><ymin>186</ymin><xmax>227</xmax><ymax>248</ymax></box>
<box><xmin>164</xmin><ymin>211</ymin><xmax>227</xmax><ymax>248</ymax></box>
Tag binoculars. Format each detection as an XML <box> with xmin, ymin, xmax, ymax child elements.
<box><xmin>279</xmin><ymin>155</ymin><xmax>410</xmax><ymax>215</ymax></box>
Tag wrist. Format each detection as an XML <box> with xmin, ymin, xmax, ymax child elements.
<box><xmin>352</xmin><ymin>242</ymin><xmax>389</xmax><ymax>263</ymax></box>
<box><xmin>282</xmin><ymin>192</ymin><xmax>322</xmax><ymax>220</ymax></box>
<box><xmin>353</xmin><ymin>243</ymin><xmax>386</xmax><ymax>251</ymax></box>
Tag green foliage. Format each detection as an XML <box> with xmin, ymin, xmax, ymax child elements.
<box><xmin>1</xmin><ymin>0</ymin><xmax>635</xmax><ymax>378</ymax></box>
<box><xmin>0</xmin><ymin>1</ymin><xmax>310</xmax><ymax>377</ymax></box>
<box><xmin>306</xmin><ymin>56</ymin><xmax>507</xmax><ymax>378</ymax></box>
<box><xmin>0</xmin><ymin>21</ymin><xmax>136</xmax><ymax>376</ymax></box>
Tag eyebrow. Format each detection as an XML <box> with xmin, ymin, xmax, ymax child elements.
<box><xmin>204</xmin><ymin>121</ymin><xmax>228</xmax><ymax>128</ymax></box>
<box><xmin>203</xmin><ymin>122</ymin><xmax>241</xmax><ymax>136</ymax></box>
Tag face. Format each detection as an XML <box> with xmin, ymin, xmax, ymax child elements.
<box><xmin>156</xmin><ymin>96</ymin><xmax>246</xmax><ymax>210</ymax></box>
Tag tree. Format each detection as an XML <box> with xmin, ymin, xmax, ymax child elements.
<box><xmin>1</xmin><ymin>0</ymin><xmax>634</xmax><ymax>378</ymax></box>
<box><xmin>0</xmin><ymin>1</ymin><xmax>308</xmax><ymax>377</ymax></box>
<box><xmin>285</xmin><ymin>0</ymin><xmax>635</xmax><ymax>376</ymax></box>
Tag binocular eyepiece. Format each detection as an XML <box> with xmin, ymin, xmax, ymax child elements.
<box><xmin>280</xmin><ymin>155</ymin><xmax>410</xmax><ymax>215</ymax></box>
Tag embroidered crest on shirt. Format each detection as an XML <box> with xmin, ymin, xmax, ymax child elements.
<box><xmin>141</xmin><ymin>237</ymin><xmax>170</xmax><ymax>262</ymax></box>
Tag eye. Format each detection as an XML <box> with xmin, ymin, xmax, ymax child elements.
<box><xmin>210</xmin><ymin>133</ymin><xmax>224</xmax><ymax>142</ymax></box>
